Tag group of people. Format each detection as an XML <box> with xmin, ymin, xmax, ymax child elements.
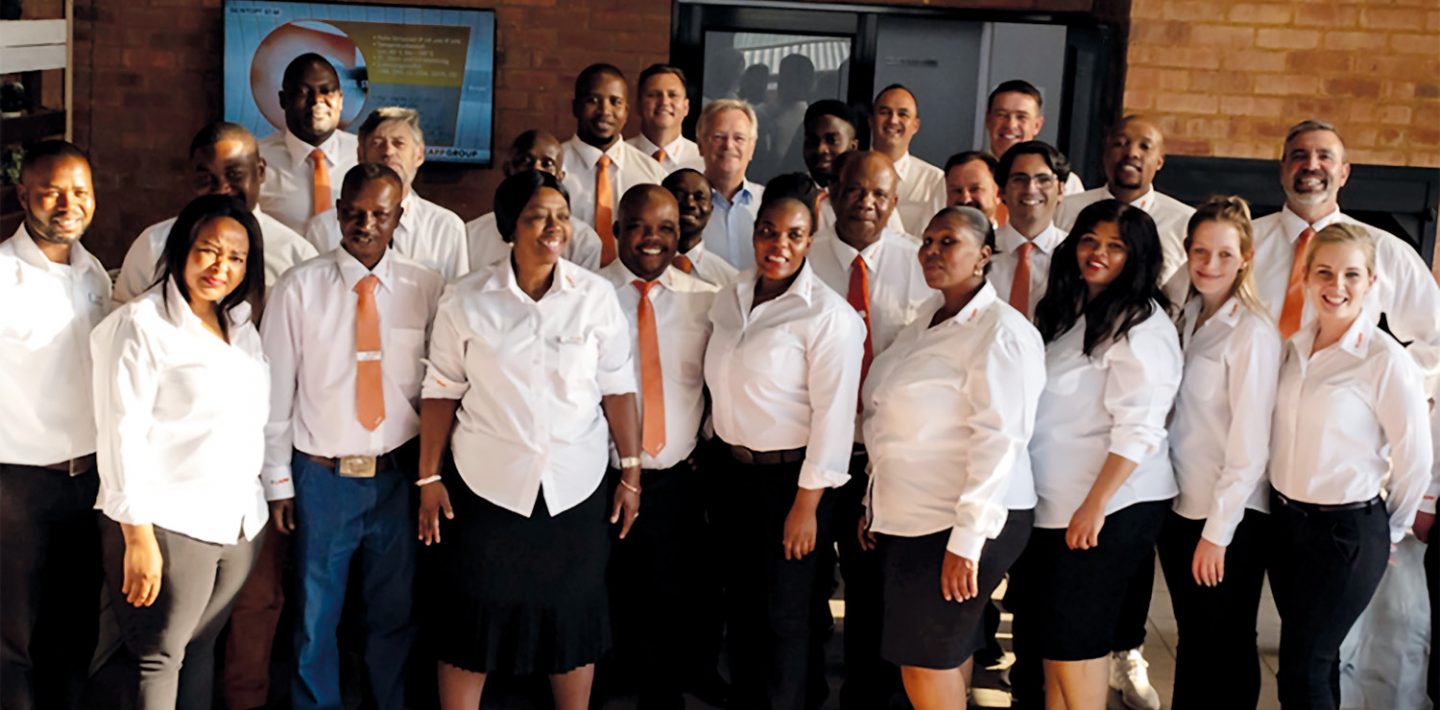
<box><xmin>2</xmin><ymin>48</ymin><xmax>1437</xmax><ymax>710</ymax></box>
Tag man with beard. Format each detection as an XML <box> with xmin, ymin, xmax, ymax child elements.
<box><xmin>662</xmin><ymin>168</ymin><xmax>738</xmax><ymax>286</ymax></box>
<box><xmin>627</xmin><ymin>65</ymin><xmax>705</xmax><ymax>173</ymax></box>
<box><xmin>943</xmin><ymin>151</ymin><xmax>1003</xmax><ymax>227</ymax></box>
<box><xmin>258</xmin><ymin>53</ymin><xmax>360</xmax><ymax>233</ymax></box>
<box><xmin>0</xmin><ymin>140</ymin><xmax>109</xmax><ymax>710</ymax></box>
<box><xmin>868</xmin><ymin>85</ymin><xmax>945</xmax><ymax>237</ymax></box>
<box><xmin>983</xmin><ymin>80</ymin><xmax>1084</xmax><ymax>196</ymax></box>
<box><xmin>467</xmin><ymin>129</ymin><xmax>602</xmax><ymax>272</ymax></box>
<box><xmin>561</xmin><ymin>63</ymin><xmax>669</xmax><ymax>267</ymax></box>
<box><xmin>304</xmin><ymin>107</ymin><xmax>470</xmax><ymax>281</ymax></box>
<box><xmin>1056</xmin><ymin>116</ymin><xmax>1193</xmax><ymax>289</ymax></box>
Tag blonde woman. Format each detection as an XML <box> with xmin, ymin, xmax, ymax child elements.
<box><xmin>1158</xmin><ymin>196</ymin><xmax>1280</xmax><ymax>710</ymax></box>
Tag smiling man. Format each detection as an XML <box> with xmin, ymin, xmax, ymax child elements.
<box><xmin>627</xmin><ymin>64</ymin><xmax>704</xmax><ymax>172</ymax></box>
<box><xmin>868</xmin><ymin>85</ymin><xmax>945</xmax><ymax>237</ymax></box>
<box><xmin>987</xmin><ymin>141</ymin><xmax>1069</xmax><ymax>320</ymax></box>
<box><xmin>984</xmin><ymin>80</ymin><xmax>1085</xmax><ymax>196</ymax></box>
<box><xmin>698</xmin><ymin>98</ymin><xmax>765</xmax><ymax>269</ymax></box>
<box><xmin>257</xmin><ymin>53</ymin><xmax>360</xmax><ymax>233</ymax></box>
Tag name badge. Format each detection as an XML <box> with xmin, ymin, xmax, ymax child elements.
<box><xmin>339</xmin><ymin>456</ymin><xmax>377</xmax><ymax>478</ymax></box>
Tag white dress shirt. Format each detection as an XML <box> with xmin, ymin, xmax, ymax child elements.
<box><xmin>257</xmin><ymin>129</ymin><xmax>360</xmax><ymax>234</ymax></box>
<box><xmin>465</xmin><ymin>211</ymin><xmax>602</xmax><ymax>273</ymax></box>
<box><xmin>114</xmin><ymin>207</ymin><xmax>317</xmax><ymax>304</ymax></box>
<box><xmin>260</xmin><ymin>249</ymin><xmax>445</xmax><ymax>500</ymax></box>
<box><xmin>627</xmin><ymin>133</ymin><xmax>705</xmax><ymax>173</ymax></box>
<box><xmin>0</xmin><ymin>226</ymin><xmax>111</xmax><ymax>465</ymax></box>
<box><xmin>808</xmin><ymin>227</ymin><xmax>931</xmax><ymax>356</ymax></box>
<box><xmin>1056</xmin><ymin>187</ymin><xmax>1194</xmax><ymax>288</ymax></box>
<box><xmin>703</xmin><ymin>180</ymin><xmax>765</xmax><ymax>270</ymax></box>
<box><xmin>815</xmin><ymin>192</ymin><xmax>906</xmax><ymax>241</ymax></box>
<box><xmin>1063</xmin><ymin>171</ymin><xmax>1086</xmax><ymax>196</ymax></box>
<box><xmin>679</xmin><ymin>241</ymin><xmax>739</xmax><ymax>287</ymax></box>
<box><xmin>704</xmin><ymin>262</ymin><xmax>867</xmax><ymax>490</ymax></box>
<box><xmin>863</xmin><ymin>284</ymin><xmax>1046</xmax><ymax>559</ymax></box>
<box><xmin>1030</xmin><ymin>306</ymin><xmax>1182</xmax><ymax>528</ymax></box>
<box><xmin>600</xmin><ymin>261</ymin><xmax>718</xmax><ymax>470</ymax></box>
<box><xmin>304</xmin><ymin>190</ymin><xmax>470</xmax><ymax>282</ymax></box>
<box><xmin>559</xmin><ymin>136</ymin><xmax>670</xmax><ymax>227</ymax></box>
<box><xmin>987</xmin><ymin>222</ymin><xmax>1069</xmax><ymax>320</ymax></box>
<box><xmin>422</xmin><ymin>258</ymin><xmax>635</xmax><ymax>517</ymax></box>
<box><xmin>892</xmin><ymin>153</ymin><xmax>947</xmax><ymax>238</ymax></box>
<box><xmin>1271</xmin><ymin>317</ymin><xmax>1432</xmax><ymax>542</ymax></box>
<box><xmin>90</xmin><ymin>280</ymin><xmax>269</xmax><ymax>544</ymax></box>
<box><xmin>1169</xmin><ymin>297</ymin><xmax>1282</xmax><ymax>546</ymax></box>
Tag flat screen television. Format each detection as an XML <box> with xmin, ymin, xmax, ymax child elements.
<box><xmin>223</xmin><ymin>0</ymin><xmax>496</xmax><ymax>164</ymax></box>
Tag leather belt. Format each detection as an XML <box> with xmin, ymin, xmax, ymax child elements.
<box><xmin>727</xmin><ymin>444</ymin><xmax>806</xmax><ymax>466</ymax></box>
<box><xmin>300</xmin><ymin>451</ymin><xmax>403</xmax><ymax>476</ymax></box>
<box><xmin>1272</xmin><ymin>490</ymin><xmax>1383</xmax><ymax>515</ymax></box>
<box><xmin>40</xmin><ymin>454</ymin><xmax>97</xmax><ymax>476</ymax></box>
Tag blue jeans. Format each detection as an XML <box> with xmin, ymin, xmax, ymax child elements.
<box><xmin>290</xmin><ymin>453</ymin><xmax>416</xmax><ymax>710</ymax></box>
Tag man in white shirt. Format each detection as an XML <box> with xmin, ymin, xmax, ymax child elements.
<box><xmin>0</xmin><ymin>141</ymin><xmax>109</xmax><ymax>710</ymax></box>
<box><xmin>662</xmin><ymin>168</ymin><xmax>739</xmax><ymax>287</ymax></box>
<box><xmin>466</xmin><ymin>130</ymin><xmax>602</xmax><ymax>272</ymax></box>
<box><xmin>263</xmin><ymin>163</ymin><xmax>444</xmax><ymax>710</ymax></box>
<box><xmin>943</xmin><ymin>151</ymin><xmax>1003</xmax><ymax>226</ymax></box>
<box><xmin>303</xmin><ymin>107</ymin><xmax>469</xmax><ymax>282</ymax></box>
<box><xmin>989</xmin><ymin>141</ymin><xmax>1069</xmax><ymax>320</ymax></box>
<box><xmin>561</xmin><ymin>63</ymin><xmax>670</xmax><ymax>267</ymax></box>
<box><xmin>985</xmin><ymin>80</ymin><xmax>1085</xmax><ymax>196</ymax></box>
<box><xmin>698</xmin><ymin>98</ymin><xmax>765</xmax><ymax>269</ymax></box>
<box><xmin>115</xmin><ymin>122</ymin><xmax>317</xmax><ymax>305</ymax></box>
<box><xmin>805</xmin><ymin>101</ymin><xmax>905</xmax><ymax>237</ymax></box>
<box><xmin>868</xmin><ymin>85</ymin><xmax>945</xmax><ymax>237</ymax></box>
<box><xmin>600</xmin><ymin>185</ymin><xmax>720</xmax><ymax>709</ymax></box>
<box><xmin>257</xmin><ymin>53</ymin><xmax>360</xmax><ymax>233</ymax></box>
<box><xmin>627</xmin><ymin>64</ymin><xmax>705</xmax><ymax>173</ymax></box>
<box><xmin>1057</xmin><ymin>116</ymin><xmax>1194</xmax><ymax>289</ymax></box>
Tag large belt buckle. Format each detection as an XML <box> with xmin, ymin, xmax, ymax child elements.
<box><xmin>338</xmin><ymin>455</ymin><xmax>377</xmax><ymax>478</ymax></box>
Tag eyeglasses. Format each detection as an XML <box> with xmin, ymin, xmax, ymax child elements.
<box><xmin>1007</xmin><ymin>173</ymin><xmax>1058</xmax><ymax>188</ymax></box>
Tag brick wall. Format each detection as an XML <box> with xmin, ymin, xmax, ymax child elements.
<box><xmin>70</xmin><ymin>0</ymin><xmax>670</xmax><ymax>268</ymax></box>
<box><xmin>1124</xmin><ymin>0</ymin><xmax>1440</xmax><ymax>167</ymax></box>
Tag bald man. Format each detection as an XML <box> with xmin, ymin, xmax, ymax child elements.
<box><xmin>599</xmin><ymin>185</ymin><xmax>719</xmax><ymax>709</ymax></box>
<box><xmin>466</xmin><ymin>129</ymin><xmax>603</xmax><ymax>271</ymax></box>
<box><xmin>807</xmin><ymin>151</ymin><xmax>931</xmax><ymax>709</ymax></box>
<box><xmin>115</xmin><ymin>121</ymin><xmax>317</xmax><ymax>304</ymax></box>
<box><xmin>257</xmin><ymin>53</ymin><xmax>360</xmax><ymax>233</ymax></box>
<box><xmin>868</xmin><ymin>85</ymin><xmax>945</xmax><ymax>237</ymax></box>
<box><xmin>1056</xmin><ymin>116</ymin><xmax>1193</xmax><ymax>290</ymax></box>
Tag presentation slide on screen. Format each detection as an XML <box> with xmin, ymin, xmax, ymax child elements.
<box><xmin>223</xmin><ymin>1</ymin><xmax>495</xmax><ymax>164</ymax></box>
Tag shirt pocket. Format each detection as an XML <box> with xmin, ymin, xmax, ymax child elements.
<box><xmin>387</xmin><ymin>327</ymin><xmax>428</xmax><ymax>393</ymax></box>
<box><xmin>1181</xmin><ymin>355</ymin><xmax>1226</xmax><ymax>403</ymax></box>
<box><xmin>555</xmin><ymin>333</ymin><xmax>599</xmax><ymax>397</ymax></box>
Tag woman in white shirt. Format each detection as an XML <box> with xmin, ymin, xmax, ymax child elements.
<box><xmin>1017</xmin><ymin>199</ymin><xmax>1182</xmax><ymax>707</ymax></box>
<box><xmin>1267</xmin><ymin>222</ymin><xmax>1431</xmax><ymax>710</ymax></box>
<box><xmin>860</xmin><ymin>207</ymin><xmax>1045</xmax><ymax>709</ymax></box>
<box><xmin>1157</xmin><ymin>196</ymin><xmax>1280</xmax><ymax>710</ymax></box>
<box><xmin>416</xmin><ymin>171</ymin><xmax>642</xmax><ymax>710</ymax></box>
<box><xmin>704</xmin><ymin>195</ymin><xmax>866</xmax><ymax>710</ymax></box>
<box><xmin>90</xmin><ymin>195</ymin><xmax>270</xmax><ymax>710</ymax></box>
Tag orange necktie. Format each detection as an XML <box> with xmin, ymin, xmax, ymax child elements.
<box><xmin>1278</xmin><ymin>227</ymin><xmax>1316</xmax><ymax>339</ymax></box>
<box><xmin>995</xmin><ymin>202</ymin><xmax>1009</xmax><ymax>228</ymax></box>
<box><xmin>673</xmin><ymin>254</ymin><xmax>694</xmax><ymax>274</ymax></box>
<box><xmin>596</xmin><ymin>155</ymin><xmax>616</xmax><ymax>266</ymax></box>
<box><xmin>634</xmin><ymin>280</ymin><xmax>666</xmax><ymax>457</ymax></box>
<box><xmin>653</xmin><ymin>148</ymin><xmax>668</xmax><ymax>165</ymax></box>
<box><xmin>355</xmin><ymin>275</ymin><xmax>384</xmax><ymax>431</ymax></box>
<box><xmin>847</xmin><ymin>256</ymin><xmax>875</xmax><ymax>391</ymax></box>
<box><xmin>310</xmin><ymin>148</ymin><xmax>331</xmax><ymax>217</ymax></box>
<box><xmin>1010</xmin><ymin>241</ymin><xmax>1035</xmax><ymax>315</ymax></box>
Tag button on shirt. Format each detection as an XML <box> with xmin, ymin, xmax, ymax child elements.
<box><xmin>1057</xmin><ymin>187</ymin><xmax>1194</xmax><ymax>288</ymax></box>
<box><xmin>704</xmin><ymin>262</ymin><xmax>867</xmax><ymax>490</ymax></box>
<box><xmin>892</xmin><ymin>153</ymin><xmax>947</xmax><ymax>238</ymax></box>
<box><xmin>90</xmin><ymin>280</ymin><xmax>270</xmax><ymax>544</ymax></box>
<box><xmin>600</xmin><ymin>261</ymin><xmax>718</xmax><ymax>470</ymax></box>
<box><xmin>422</xmin><ymin>258</ymin><xmax>636</xmax><ymax>517</ymax></box>
<box><xmin>987</xmin><ymin>222</ymin><xmax>1068</xmax><ymax>320</ymax></box>
<box><xmin>703</xmin><ymin>180</ymin><xmax>765</xmax><ymax>270</ymax></box>
<box><xmin>1030</xmin><ymin>306</ymin><xmax>1182</xmax><ymax>528</ymax></box>
<box><xmin>257</xmin><ymin>129</ymin><xmax>360</xmax><ymax>234</ymax></box>
<box><xmin>559</xmin><ymin>136</ymin><xmax>670</xmax><ymax>227</ymax></box>
<box><xmin>465</xmin><ymin>211</ymin><xmax>602</xmax><ymax>273</ymax></box>
<box><xmin>808</xmin><ymin>227</ymin><xmax>931</xmax><ymax>356</ymax></box>
<box><xmin>678</xmin><ymin>241</ymin><xmax>739</xmax><ymax>287</ymax></box>
<box><xmin>305</xmin><ymin>191</ymin><xmax>470</xmax><ymax>282</ymax></box>
<box><xmin>260</xmin><ymin>249</ymin><xmax>445</xmax><ymax>500</ymax></box>
<box><xmin>114</xmin><ymin>207</ymin><xmax>317</xmax><ymax>304</ymax></box>
<box><xmin>1169</xmin><ymin>297</ymin><xmax>1282</xmax><ymax>546</ymax></box>
<box><xmin>862</xmin><ymin>284</ymin><xmax>1046</xmax><ymax>560</ymax></box>
<box><xmin>1271</xmin><ymin>317</ymin><xmax>1432</xmax><ymax>543</ymax></box>
<box><xmin>627</xmin><ymin>134</ymin><xmax>705</xmax><ymax>173</ymax></box>
<box><xmin>0</xmin><ymin>225</ymin><xmax>111</xmax><ymax>465</ymax></box>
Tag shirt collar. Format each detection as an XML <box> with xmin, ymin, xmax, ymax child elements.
<box><xmin>8</xmin><ymin>223</ymin><xmax>101</xmax><ymax>274</ymax></box>
<box><xmin>601</xmin><ymin>258</ymin><xmax>668</xmax><ymax>291</ymax></box>
<box><xmin>893</xmin><ymin>152</ymin><xmax>914</xmax><ymax>181</ymax></box>
<box><xmin>712</xmin><ymin>180</ymin><xmax>758</xmax><ymax>210</ymax></box>
<box><xmin>398</xmin><ymin>189</ymin><xmax>419</xmax><ymax>233</ymax></box>
<box><xmin>735</xmin><ymin>259</ymin><xmax>817</xmax><ymax>313</ymax></box>
<box><xmin>944</xmin><ymin>280</ymin><xmax>998</xmax><ymax>328</ymax></box>
<box><xmin>568</xmin><ymin>136</ymin><xmax>626</xmax><ymax>171</ymax></box>
<box><xmin>283</xmin><ymin>129</ymin><xmax>345</xmax><ymax>170</ymax></box>
<box><xmin>160</xmin><ymin>276</ymin><xmax>252</xmax><ymax>332</ymax></box>
<box><xmin>1280</xmin><ymin>205</ymin><xmax>1344</xmax><ymax>241</ymax></box>
<box><xmin>824</xmin><ymin>230</ymin><xmax>887</xmax><ymax>273</ymax></box>
<box><xmin>334</xmin><ymin>247</ymin><xmax>395</xmax><ymax>292</ymax></box>
<box><xmin>1183</xmin><ymin>293</ymin><xmax>1245</xmax><ymax>338</ymax></box>
<box><xmin>996</xmin><ymin>222</ymin><xmax>1064</xmax><ymax>255</ymax></box>
<box><xmin>483</xmin><ymin>254</ymin><xmax>582</xmax><ymax>300</ymax></box>
<box><xmin>1291</xmin><ymin>311</ymin><xmax>1374</xmax><ymax>360</ymax></box>
<box><xmin>1105</xmin><ymin>186</ymin><xmax>1156</xmax><ymax>211</ymax></box>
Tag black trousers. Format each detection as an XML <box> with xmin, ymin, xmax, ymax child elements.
<box><xmin>712</xmin><ymin>448</ymin><xmax>833</xmax><ymax>710</ymax></box>
<box><xmin>1427</xmin><ymin>517</ymin><xmax>1438</xmax><ymax>705</ymax></box>
<box><xmin>0</xmin><ymin>463</ymin><xmax>101</xmax><ymax>710</ymax></box>
<box><xmin>829</xmin><ymin>451</ymin><xmax>898</xmax><ymax>709</ymax></box>
<box><xmin>1156</xmin><ymin>509</ymin><xmax>1268</xmax><ymax>710</ymax></box>
<box><xmin>1267</xmin><ymin>491</ymin><xmax>1389</xmax><ymax>710</ymax></box>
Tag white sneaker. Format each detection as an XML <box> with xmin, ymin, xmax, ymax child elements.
<box><xmin>1108</xmin><ymin>648</ymin><xmax>1161</xmax><ymax>710</ymax></box>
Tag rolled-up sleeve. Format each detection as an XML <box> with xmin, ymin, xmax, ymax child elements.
<box><xmin>1103</xmin><ymin>322</ymin><xmax>1183</xmax><ymax>465</ymax></box>
<box><xmin>421</xmin><ymin>293</ymin><xmax>470</xmax><ymax>400</ymax></box>
<box><xmin>800</xmin><ymin>307</ymin><xmax>865</xmax><ymax>490</ymax></box>
<box><xmin>593</xmin><ymin>287</ymin><xmax>636</xmax><ymax>397</ymax></box>
<box><xmin>91</xmin><ymin>315</ymin><xmax>162</xmax><ymax>526</ymax></box>
<box><xmin>1202</xmin><ymin>323</ymin><xmax>1281</xmax><ymax>546</ymax></box>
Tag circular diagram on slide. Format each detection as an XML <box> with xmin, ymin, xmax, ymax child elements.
<box><xmin>250</xmin><ymin>20</ymin><xmax>369</xmax><ymax>131</ymax></box>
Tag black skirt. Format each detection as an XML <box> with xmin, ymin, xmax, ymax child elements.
<box><xmin>879</xmin><ymin>508</ymin><xmax>1034</xmax><ymax>669</ymax></box>
<box><xmin>426</xmin><ymin>462</ymin><xmax>612</xmax><ymax>675</ymax></box>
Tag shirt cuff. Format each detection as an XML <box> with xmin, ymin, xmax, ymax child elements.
<box><xmin>421</xmin><ymin>365</ymin><xmax>468</xmax><ymax>400</ymax></box>
<box><xmin>1419</xmin><ymin>494</ymin><xmax>1437</xmax><ymax>515</ymax></box>
<box><xmin>798</xmin><ymin>459</ymin><xmax>849</xmax><ymax>490</ymax></box>
<box><xmin>946</xmin><ymin>527</ymin><xmax>986</xmax><ymax>561</ymax></box>
<box><xmin>596</xmin><ymin>369</ymin><xmax>637</xmax><ymax>398</ymax></box>
<box><xmin>1199</xmin><ymin>516</ymin><xmax>1239</xmax><ymax>548</ymax></box>
<box><xmin>1107</xmin><ymin>439</ymin><xmax>1155</xmax><ymax>468</ymax></box>
<box><xmin>101</xmin><ymin>496</ymin><xmax>153</xmax><ymax>528</ymax></box>
<box><xmin>262</xmin><ymin>464</ymin><xmax>295</xmax><ymax>501</ymax></box>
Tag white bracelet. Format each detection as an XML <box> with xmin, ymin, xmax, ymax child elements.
<box><xmin>415</xmin><ymin>475</ymin><xmax>442</xmax><ymax>487</ymax></box>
